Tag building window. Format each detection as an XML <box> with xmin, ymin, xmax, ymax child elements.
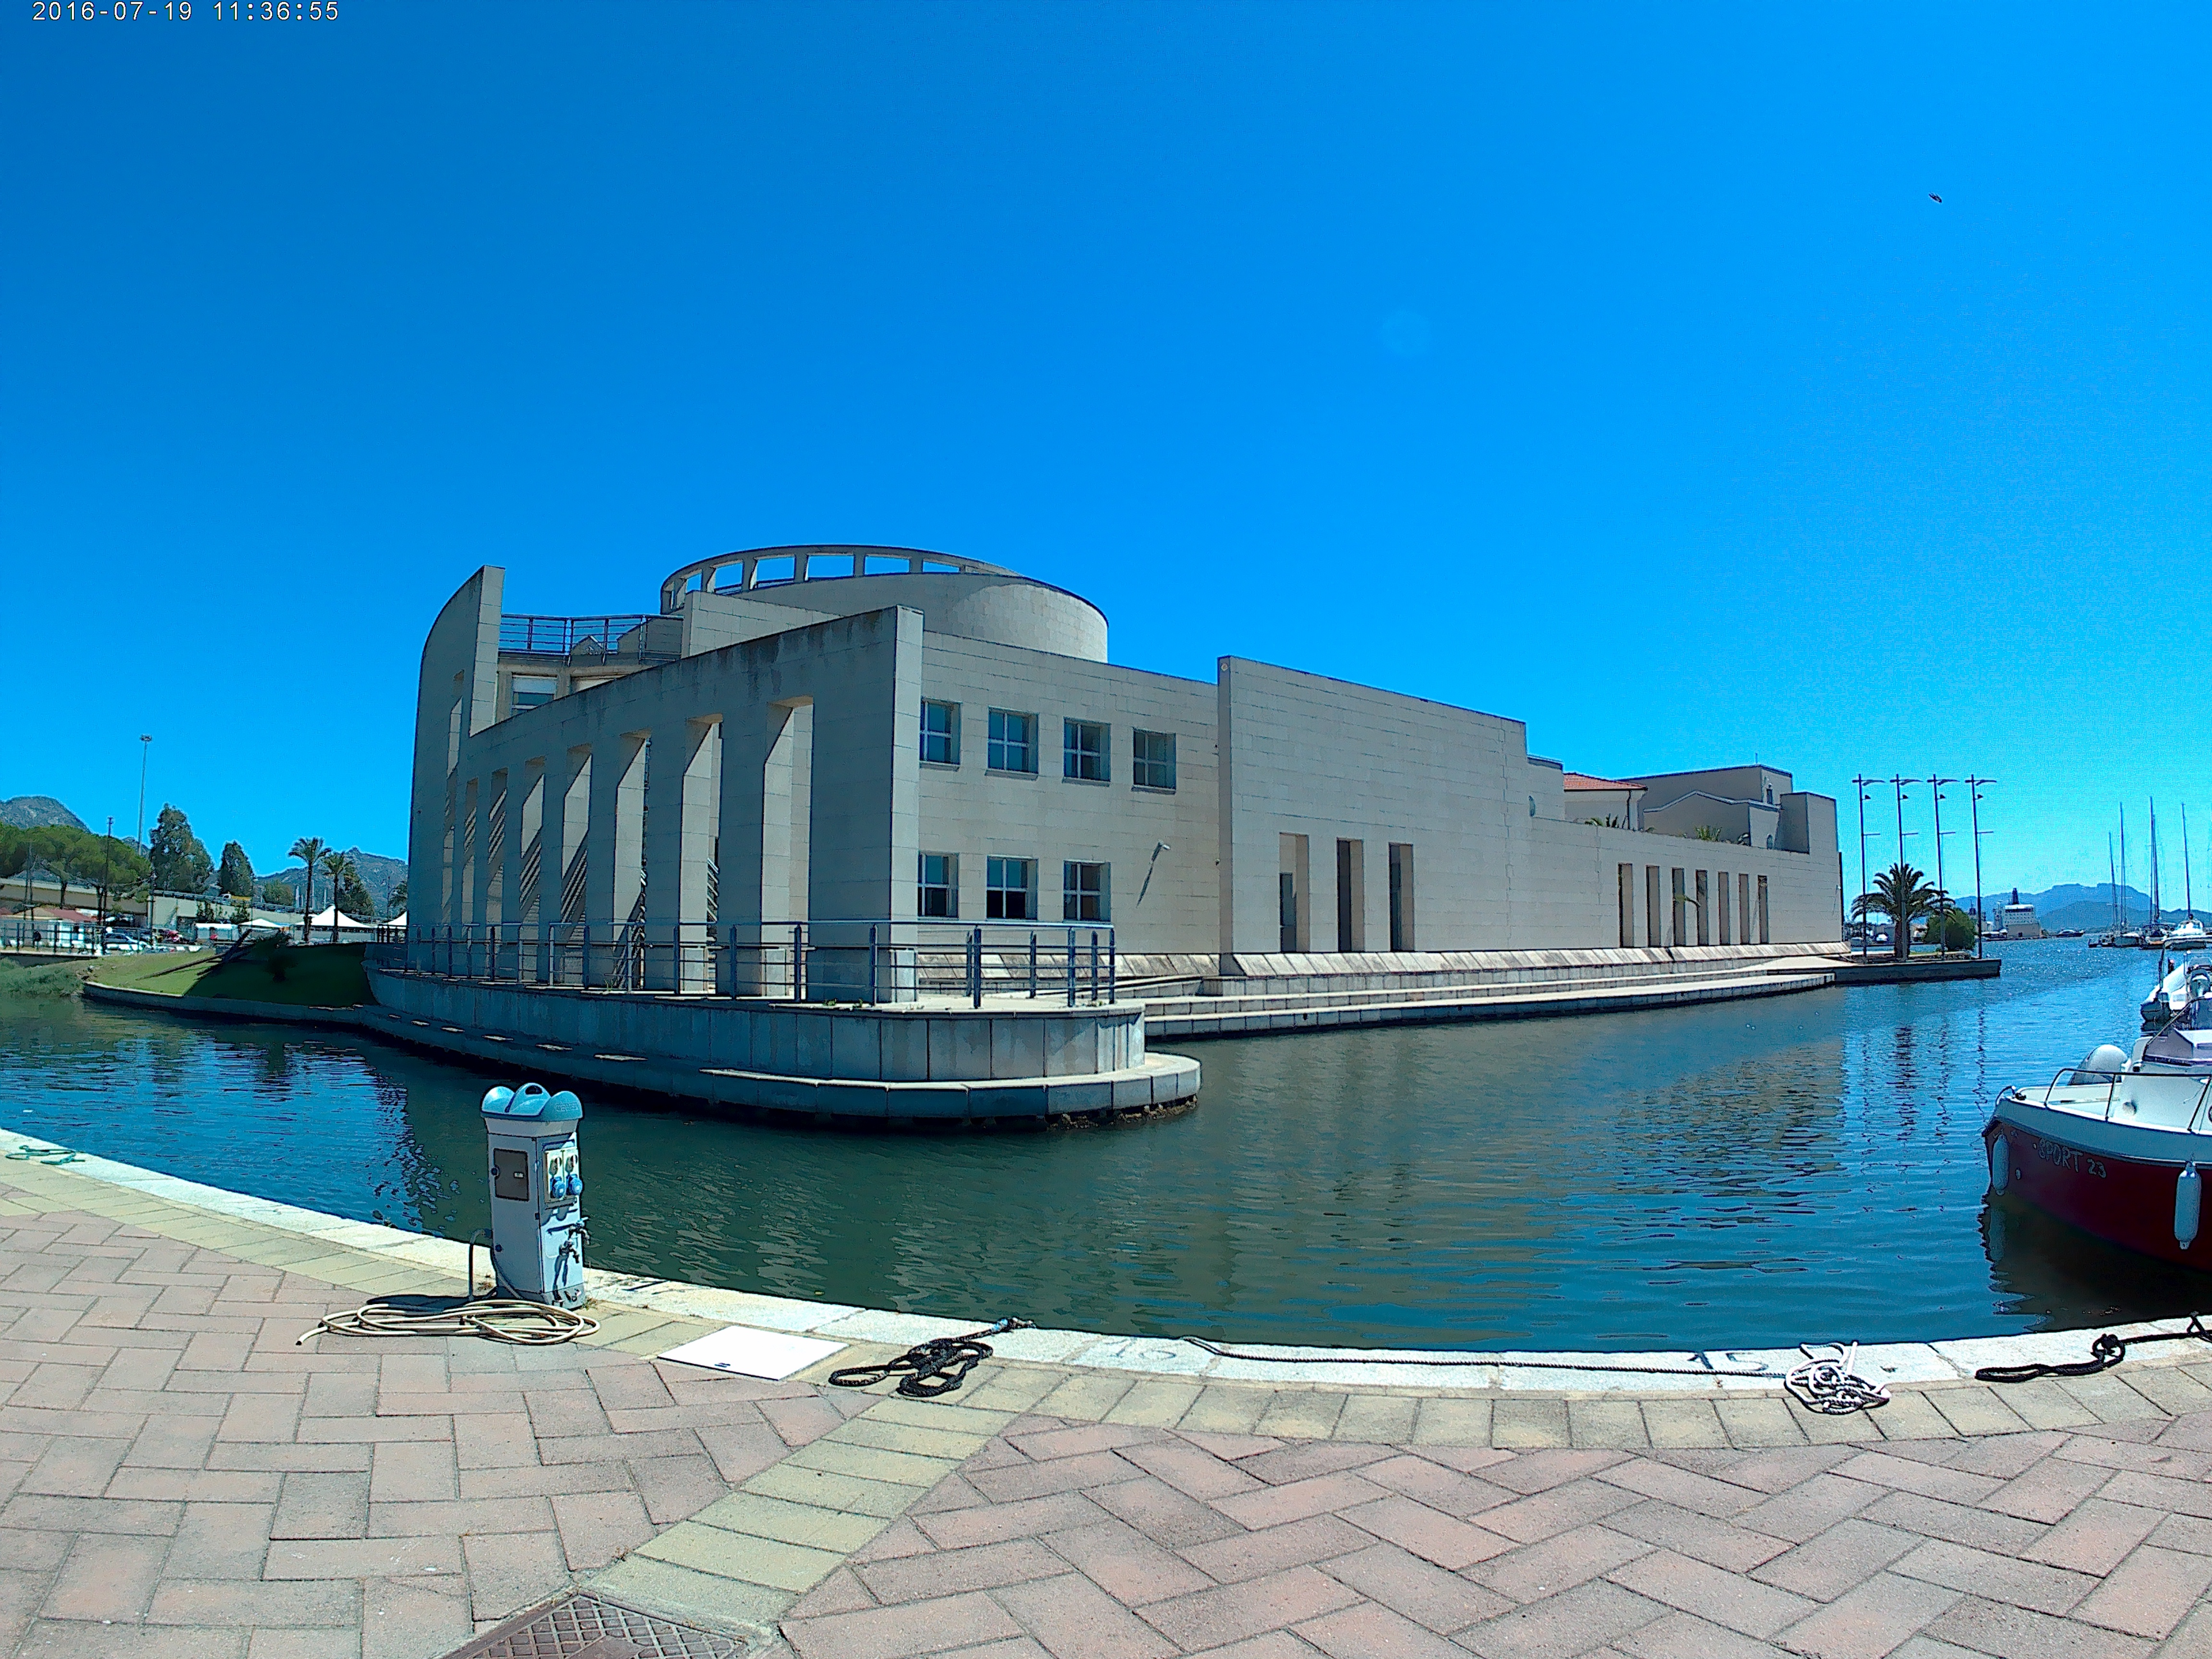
<box><xmin>986</xmin><ymin>857</ymin><xmax>1034</xmax><ymax>920</ymax></box>
<box><xmin>987</xmin><ymin>709</ymin><xmax>1037</xmax><ymax>774</ymax></box>
<box><xmin>1132</xmin><ymin>729</ymin><xmax>1177</xmax><ymax>791</ymax></box>
<box><xmin>1387</xmin><ymin>842</ymin><xmax>1416</xmax><ymax>951</ymax></box>
<box><xmin>1063</xmin><ymin>861</ymin><xmax>1110</xmax><ymax>923</ymax></box>
<box><xmin>1064</xmin><ymin>719</ymin><xmax>1109</xmax><ymax>782</ymax></box>
<box><xmin>511</xmin><ymin>675</ymin><xmax>557</xmax><ymax>712</ymax></box>
<box><xmin>920</xmin><ymin>700</ymin><xmax>960</xmax><ymax>766</ymax></box>
<box><xmin>918</xmin><ymin>853</ymin><xmax>958</xmax><ymax>918</ymax></box>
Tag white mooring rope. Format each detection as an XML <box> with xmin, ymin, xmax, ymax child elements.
<box><xmin>1784</xmin><ymin>1342</ymin><xmax>1891</xmax><ymax>1414</ymax></box>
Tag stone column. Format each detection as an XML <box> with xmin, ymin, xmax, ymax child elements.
<box><xmin>516</xmin><ymin>759</ymin><xmax>544</xmax><ymax>980</ymax></box>
<box><xmin>642</xmin><ymin>718</ymin><xmax>717</xmax><ymax>991</ymax></box>
<box><xmin>544</xmin><ymin>745</ymin><xmax>591</xmax><ymax>985</ymax></box>
<box><xmin>587</xmin><ymin>731</ymin><xmax>648</xmax><ymax>986</ymax></box>
<box><xmin>716</xmin><ymin>701</ymin><xmax>796</xmax><ymax>994</ymax></box>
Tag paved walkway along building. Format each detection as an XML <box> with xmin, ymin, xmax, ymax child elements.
<box><xmin>8</xmin><ymin>1143</ymin><xmax>2212</xmax><ymax>1658</ymax></box>
<box><xmin>408</xmin><ymin>546</ymin><xmax>1844</xmax><ymax>974</ymax></box>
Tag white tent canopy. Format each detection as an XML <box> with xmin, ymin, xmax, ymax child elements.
<box><xmin>307</xmin><ymin>907</ymin><xmax>375</xmax><ymax>930</ymax></box>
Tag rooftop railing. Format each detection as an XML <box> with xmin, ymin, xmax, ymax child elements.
<box><xmin>498</xmin><ymin>614</ymin><xmax>657</xmax><ymax>657</ymax></box>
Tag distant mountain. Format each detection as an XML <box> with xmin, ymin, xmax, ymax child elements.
<box><xmin>0</xmin><ymin>796</ymin><xmax>86</xmax><ymax>831</ymax></box>
<box><xmin>264</xmin><ymin>849</ymin><xmax>407</xmax><ymax>916</ymax></box>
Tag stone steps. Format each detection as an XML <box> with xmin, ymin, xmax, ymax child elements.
<box><xmin>1145</xmin><ymin>967</ymin><xmax>1834</xmax><ymax>1037</ymax></box>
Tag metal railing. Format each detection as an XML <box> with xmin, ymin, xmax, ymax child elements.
<box><xmin>498</xmin><ymin>614</ymin><xmax>656</xmax><ymax>656</ymax></box>
<box><xmin>385</xmin><ymin>919</ymin><xmax>1118</xmax><ymax>1006</ymax></box>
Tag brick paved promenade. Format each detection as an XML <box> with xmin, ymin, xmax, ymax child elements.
<box><xmin>4</xmin><ymin>1154</ymin><xmax>2212</xmax><ymax>1657</ymax></box>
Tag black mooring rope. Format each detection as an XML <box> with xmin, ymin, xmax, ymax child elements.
<box><xmin>829</xmin><ymin>1317</ymin><xmax>1034</xmax><ymax>1398</ymax></box>
<box><xmin>1976</xmin><ymin>1314</ymin><xmax>2212</xmax><ymax>1384</ymax></box>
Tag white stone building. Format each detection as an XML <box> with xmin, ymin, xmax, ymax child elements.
<box><xmin>408</xmin><ymin>547</ymin><xmax>1843</xmax><ymax>970</ymax></box>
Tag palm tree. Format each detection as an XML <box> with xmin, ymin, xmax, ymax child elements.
<box><xmin>1854</xmin><ymin>861</ymin><xmax>1945</xmax><ymax>961</ymax></box>
<box><xmin>289</xmin><ymin>836</ymin><xmax>325</xmax><ymax>942</ymax></box>
<box><xmin>319</xmin><ymin>848</ymin><xmax>357</xmax><ymax>944</ymax></box>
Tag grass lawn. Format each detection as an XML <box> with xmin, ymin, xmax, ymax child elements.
<box><xmin>86</xmin><ymin>942</ymin><xmax>372</xmax><ymax>1008</ymax></box>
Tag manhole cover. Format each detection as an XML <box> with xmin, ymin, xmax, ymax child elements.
<box><xmin>445</xmin><ymin>1591</ymin><xmax>752</xmax><ymax>1659</ymax></box>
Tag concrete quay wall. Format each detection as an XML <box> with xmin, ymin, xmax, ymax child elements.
<box><xmin>365</xmin><ymin>968</ymin><xmax>1145</xmax><ymax>1082</ymax></box>
<box><xmin>86</xmin><ymin>977</ymin><xmax>1198</xmax><ymax>1123</ymax></box>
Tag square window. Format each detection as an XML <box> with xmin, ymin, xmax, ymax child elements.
<box><xmin>921</xmin><ymin>700</ymin><xmax>961</xmax><ymax>766</ymax></box>
<box><xmin>918</xmin><ymin>853</ymin><xmax>958</xmax><ymax>919</ymax></box>
<box><xmin>987</xmin><ymin>709</ymin><xmax>1038</xmax><ymax>774</ymax></box>
<box><xmin>1064</xmin><ymin>719</ymin><xmax>1109</xmax><ymax>782</ymax></box>
<box><xmin>986</xmin><ymin>857</ymin><xmax>1034</xmax><ymax>920</ymax></box>
<box><xmin>510</xmin><ymin>675</ymin><xmax>558</xmax><ymax>712</ymax></box>
<box><xmin>1063</xmin><ymin>861</ymin><xmax>1109</xmax><ymax>923</ymax></box>
<box><xmin>1131</xmin><ymin>729</ymin><xmax>1176</xmax><ymax>790</ymax></box>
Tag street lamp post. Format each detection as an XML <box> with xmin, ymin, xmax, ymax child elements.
<box><xmin>99</xmin><ymin>816</ymin><xmax>113</xmax><ymax>955</ymax></box>
<box><xmin>135</xmin><ymin>734</ymin><xmax>151</xmax><ymax>931</ymax></box>
<box><xmin>1966</xmin><ymin>778</ymin><xmax>1994</xmax><ymax>961</ymax></box>
<box><xmin>1887</xmin><ymin>776</ymin><xmax>1916</xmax><ymax>955</ymax></box>
<box><xmin>1851</xmin><ymin>775</ymin><xmax>1875</xmax><ymax>955</ymax></box>
<box><xmin>1930</xmin><ymin>774</ymin><xmax>1957</xmax><ymax>951</ymax></box>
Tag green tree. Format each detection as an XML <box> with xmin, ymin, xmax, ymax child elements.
<box><xmin>333</xmin><ymin>856</ymin><xmax>375</xmax><ymax>928</ymax></box>
<box><xmin>289</xmin><ymin>836</ymin><xmax>326</xmax><ymax>922</ymax></box>
<box><xmin>1854</xmin><ymin>862</ymin><xmax>1946</xmax><ymax>961</ymax></box>
<box><xmin>319</xmin><ymin>847</ymin><xmax>359</xmax><ymax>941</ymax></box>
<box><xmin>262</xmin><ymin>879</ymin><xmax>295</xmax><ymax>910</ymax></box>
<box><xmin>1923</xmin><ymin>906</ymin><xmax>1977</xmax><ymax>952</ymax></box>
<box><xmin>83</xmin><ymin>832</ymin><xmax>150</xmax><ymax>934</ymax></box>
<box><xmin>148</xmin><ymin>804</ymin><xmax>214</xmax><ymax>894</ymax></box>
<box><xmin>24</xmin><ymin>825</ymin><xmax>84</xmax><ymax>920</ymax></box>
<box><xmin>388</xmin><ymin>878</ymin><xmax>409</xmax><ymax>918</ymax></box>
<box><xmin>216</xmin><ymin>841</ymin><xmax>255</xmax><ymax>898</ymax></box>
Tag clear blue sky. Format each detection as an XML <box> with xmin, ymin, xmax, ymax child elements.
<box><xmin>6</xmin><ymin>4</ymin><xmax>2207</xmax><ymax>899</ymax></box>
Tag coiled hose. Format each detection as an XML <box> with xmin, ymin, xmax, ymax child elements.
<box><xmin>297</xmin><ymin>1232</ymin><xmax>599</xmax><ymax>1347</ymax></box>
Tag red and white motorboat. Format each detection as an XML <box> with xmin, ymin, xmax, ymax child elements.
<box><xmin>1985</xmin><ymin>1039</ymin><xmax>2212</xmax><ymax>1266</ymax></box>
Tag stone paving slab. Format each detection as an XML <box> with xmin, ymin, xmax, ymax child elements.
<box><xmin>6</xmin><ymin>1149</ymin><xmax>2212</xmax><ymax>1657</ymax></box>
<box><xmin>0</xmin><ymin>1163</ymin><xmax>869</xmax><ymax>1658</ymax></box>
<box><xmin>775</xmin><ymin>1407</ymin><xmax>2212</xmax><ymax>1658</ymax></box>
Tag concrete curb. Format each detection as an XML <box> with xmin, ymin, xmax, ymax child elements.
<box><xmin>5</xmin><ymin>1129</ymin><xmax>2201</xmax><ymax>1407</ymax></box>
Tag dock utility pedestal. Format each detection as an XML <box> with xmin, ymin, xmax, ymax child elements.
<box><xmin>480</xmin><ymin>1082</ymin><xmax>587</xmax><ymax>1309</ymax></box>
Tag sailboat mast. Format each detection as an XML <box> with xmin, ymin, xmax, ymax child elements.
<box><xmin>2153</xmin><ymin>798</ymin><xmax>2163</xmax><ymax>927</ymax></box>
<box><xmin>2122</xmin><ymin>804</ymin><xmax>2131</xmax><ymax>930</ymax></box>
<box><xmin>2111</xmin><ymin>834</ymin><xmax>2119</xmax><ymax>935</ymax></box>
<box><xmin>2188</xmin><ymin>805</ymin><xmax>2196</xmax><ymax>922</ymax></box>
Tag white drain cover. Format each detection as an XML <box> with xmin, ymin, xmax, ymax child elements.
<box><xmin>658</xmin><ymin>1325</ymin><xmax>845</xmax><ymax>1381</ymax></box>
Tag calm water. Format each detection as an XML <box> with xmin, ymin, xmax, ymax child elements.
<box><xmin>1</xmin><ymin>942</ymin><xmax>2200</xmax><ymax>1350</ymax></box>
